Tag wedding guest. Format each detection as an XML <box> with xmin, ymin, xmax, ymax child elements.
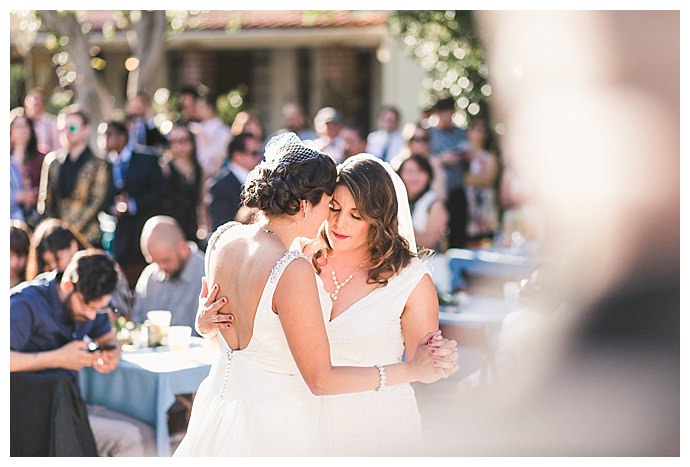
<box><xmin>207</xmin><ymin>132</ymin><xmax>262</xmax><ymax>231</ymax></box>
<box><xmin>25</xmin><ymin>218</ymin><xmax>134</xmax><ymax>321</ymax></box>
<box><xmin>23</xmin><ymin>88</ymin><xmax>60</xmax><ymax>154</ymax></box>
<box><xmin>10</xmin><ymin>250</ymin><xmax>155</xmax><ymax>456</ymax></box>
<box><xmin>340</xmin><ymin>122</ymin><xmax>368</xmax><ymax>160</ymax></box>
<box><xmin>463</xmin><ymin>117</ymin><xmax>500</xmax><ymax>244</ymax></box>
<box><xmin>10</xmin><ymin>220</ymin><xmax>31</xmax><ymax>288</ymax></box>
<box><xmin>124</xmin><ymin>91</ymin><xmax>167</xmax><ymax>153</ymax></box>
<box><xmin>159</xmin><ymin>124</ymin><xmax>204</xmax><ymax>245</ymax></box>
<box><xmin>272</xmin><ymin>103</ymin><xmax>317</xmax><ymax>141</ymax></box>
<box><xmin>10</xmin><ymin>109</ymin><xmax>45</xmax><ymax>226</ymax></box>
<box><xmin>133</xmin><ymin>216</ymin><xmax>205</xmax><ymax>333</ymax></box>
<box><xmin>175</xmin><ymin>84</ymin><xmax>201</xmax><ymax>125</ymax></box>
<box><xmin>366</xmin><ymin>105</ymin><xmax>404</xmax><ymax>162</ymax></box>
<box><xmin>398</xmin><ymin>154</ymin><xmax>449</xmax><ymax>251</ymax></box>
<box><xmin>191</xmin><ymin>92</ymin><xmax>232</xmax><ymax>179</ymax></box>
<box><xmin>10</xmin><ymin>160</ymin><xmax>25</xmax><ymax>222</ymax></box>
<box><xmin>231</xmin><ymin>110</ymin><xmax>265</xmax><ymax>146</ymax></box>
<box><xmin>313</xmin><ymin>107</ymin><xmax>346</xmax><ymax>162</ymax></box>
<box><xmin>102</xmin><ymin>120</ymin><xmax>164</xmax><ymax>287</ymax></box>
<box><xmin>37</xmin><ymin>106</ymin><xmax>111</xmax><ymax>248</ymax></box>
<box><xmin>390</xmin><ymin>123</ymin><xmax>447</xmax><ymax>201</ymax></box>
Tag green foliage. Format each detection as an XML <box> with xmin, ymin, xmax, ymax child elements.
<box><xmin>216</xmin><ymin>85</ymin><xmax>248</xmax><ymax>127</ymax></box>
<box><xmin>388</xmin><ymin>10</ymin><xmax>491</xmax><ymax>128</ymax></box>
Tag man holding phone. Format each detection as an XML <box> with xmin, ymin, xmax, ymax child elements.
<box><xmin>10</xmin><ymin>249</ymin><xmax>154</xmax><ymax>456</ymax></box>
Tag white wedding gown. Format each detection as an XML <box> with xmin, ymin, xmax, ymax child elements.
<box><xmin>174</xmin><ymin>221</ymin><xmax>430</xmax><ymax>456</ymax></box>
<box><xmin>320</xmin><ymin>257</ymin><xmax>431</xmax><ymax>455</ymax></box>
<box><xmin>174</xmin><ymin>233</ymin><xmax>331</xmax><ymax>456</ymax></box>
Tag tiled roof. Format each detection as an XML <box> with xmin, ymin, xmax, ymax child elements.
<box><xmin>79</xmin><ymin>10</ymin><xmax>388</xmax><ymax>31</ymax></box>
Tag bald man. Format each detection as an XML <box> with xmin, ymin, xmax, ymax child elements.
<box><xmin>132</xmin><ymin>216</ymin><xmax>205</xmax><ymax>333</ymax></box>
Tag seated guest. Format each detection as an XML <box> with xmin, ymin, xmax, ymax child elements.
<box><xmin>10</xmin><ymin>220</ymin><xmax>31</xmax><ymax>288</ymax></box>
<box><xmin>25</xmin><ymin>218</ymin><xmax>134</xmax><ymax>320</ymax></box>
<box><xmin>10</xmin><ymin>250</ymin><xmax>155</xmax><ymax>456</ymax></box>
<box><xmin>133</xmin><ymin>216</ymin><xmax>205</xmax><ymax>333</ymax></box>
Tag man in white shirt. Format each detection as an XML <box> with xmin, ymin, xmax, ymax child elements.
<box><xmin>366</xmin><ymin>105</ymin><xmax>405</xmax><ymax>162</ymax></box>
<box><xmin>191</xmin><ymin>93</ymin><xmax>232</xmax><ymax>179</ymax></box>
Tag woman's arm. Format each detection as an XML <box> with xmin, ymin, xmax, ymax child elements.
<box><xmin>274</xmin><ymin>259</ymin><xmax>457</xmax><ymax>396</ymax></box>
<box><xmin>414</xmin><ymin>201</ymin><xmax>449</xmax><ymax>249</ymax></box>
<box><xmin>401</xmin><ymin>273</ymin><xmax>441</xmax><ymax>360</ymax></box>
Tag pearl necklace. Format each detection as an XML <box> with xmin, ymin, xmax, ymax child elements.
<box><xmin>330</xmin><ymin>261</ymin><xmax>365</xmax><ymax>301</ymax></box>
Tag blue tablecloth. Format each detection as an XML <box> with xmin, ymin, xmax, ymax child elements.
<box><xmin>444</xmin><ymin>248</ymin><xmax>541</xmax><ymax>291</ymax></box>
<box><xmin>79</xmin><ymin>341</ymin><xmax>213</xmax><ymax>456</ymax></box>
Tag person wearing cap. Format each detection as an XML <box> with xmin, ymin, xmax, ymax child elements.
<box><xmin>10</xmin><ymin>250</ymin><xmax>155</xmax><ymax>456</ymax></box>
<box><xmin>313</xmin><ymin>106</ymin><xmax>346</xmax><ymax>162</ymax></box>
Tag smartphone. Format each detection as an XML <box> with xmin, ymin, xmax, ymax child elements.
<box><xmin>87</xmin><ymin>342</ymin><xmax>117</xmax><ymax>352</ymax></box>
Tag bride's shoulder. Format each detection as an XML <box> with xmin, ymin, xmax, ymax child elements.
<box><xmin>396</xmin><ymin>256</ymin><xmax>432</xmax><ymax>282</ymax></box>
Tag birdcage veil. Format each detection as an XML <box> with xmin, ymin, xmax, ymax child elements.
<box><xmin>261</xmin><ymin>132</ymin><xmax>330</xmax><ymax>170</ymax></box>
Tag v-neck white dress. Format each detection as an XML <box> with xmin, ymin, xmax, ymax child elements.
<box><xmin>320</xmin><ymin>257</ymin><xmax>431</xmax><ymax>455</ymax></box>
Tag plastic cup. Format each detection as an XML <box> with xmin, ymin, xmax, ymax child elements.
<box><xmin>168</xmin><ymin>325</ymin><xmax>192</xmax><ymax>354</ymax></box>
<box><xmin>147</xmin><ymin>310</ymin><xmax>172</xmax><ymax>346</ymax></box>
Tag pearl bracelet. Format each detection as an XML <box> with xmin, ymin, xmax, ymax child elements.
<box><xmin>375</xmin><ymin>364</ymin><xmax>386</xmax><ymax>391</ymax></box>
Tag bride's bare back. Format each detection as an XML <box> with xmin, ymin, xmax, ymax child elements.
<box><xmin>207</xmin><ymin>223</ymin><xmax>287</xmax><ymax>350</ymax></box>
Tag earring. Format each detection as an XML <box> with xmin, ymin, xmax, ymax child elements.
<box><xmin>303</xmin><ymin>209</ymin><xmax>307</xmax><ymax>219</ymax></box>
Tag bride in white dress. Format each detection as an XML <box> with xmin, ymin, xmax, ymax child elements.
<box><xmin>313</xmin><ymin>155</ymin><xmax>440</xmax><ymax>455</ymax></box>
<box><xmin>174</xmin><ymin>134</ymin><xmax>457</xmax><ymax>456</ymax></box>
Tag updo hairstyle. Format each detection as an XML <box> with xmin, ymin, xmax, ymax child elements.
<box><xmin>241</xmin><ymin>133</ymin><xmax>337</xmax><ymax>216</ymax></box>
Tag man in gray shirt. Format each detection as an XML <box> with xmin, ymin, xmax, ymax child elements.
<box><xmin>133</xmin><ymin>216</ymin><xmax>205</xmax><ymax>335</ymax></box>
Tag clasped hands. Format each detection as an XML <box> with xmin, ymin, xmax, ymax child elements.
<box><xmin>195</xmin><ymin>278</ymin><xmax>459</xmax><ymax>382</ymax></box>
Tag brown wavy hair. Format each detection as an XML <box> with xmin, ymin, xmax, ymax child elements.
<box><xmin>313</xmin><ymin>158</ymin><xmax>427</xmax><ymax>286</ymax></box>
<box><xmin>26</xmin><ymin>218</ymin><xmax>91</xmax><ymax>280</ymax></box>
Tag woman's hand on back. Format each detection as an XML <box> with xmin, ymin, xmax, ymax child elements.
<box><xmin>196</xmin><ymin>277</ymin><xmax>233</xmax><ymax>335</ymax></box>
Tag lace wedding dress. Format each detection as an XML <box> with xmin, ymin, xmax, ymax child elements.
<box><xmin>174</xmin><ymin>226</ymin><xmax>331</xmax><ymax>456</ymax></box>
<box><xmin>320</xmin><ymin>257</ymin><xmax>431</xmax><ymax>455</ymax></box>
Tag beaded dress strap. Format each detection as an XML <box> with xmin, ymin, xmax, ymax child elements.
<box><xmin>268</xmin><ymin>249</ymin><xmax>307</xmax><ymax>285</ymax></box>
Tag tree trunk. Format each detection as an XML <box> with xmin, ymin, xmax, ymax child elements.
<box><xmin>38</xmin><ymin>10</ymin><xmax>114</xmax><ymax>128</ymax></box>
<box><xmin>126</xmin><ymin>10</ymin><xmax>167</xmax><ymax>98</ymax></box>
